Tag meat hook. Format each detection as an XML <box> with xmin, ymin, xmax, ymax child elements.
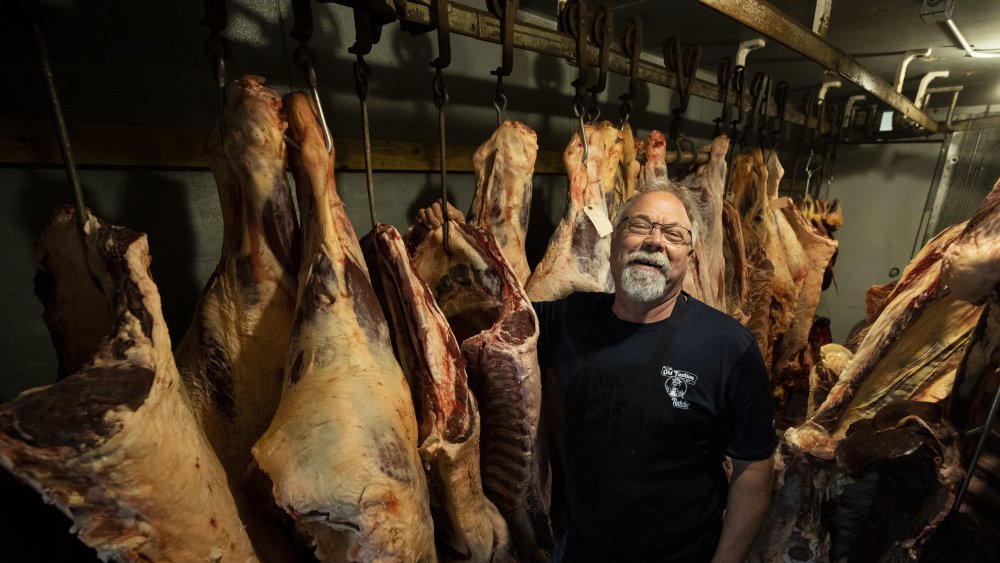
<box><xmin>741</xmin><ymin>72</ymin><xmax>769</xmax><ymax>149</ymax></box>
<box><xmin>665</xmin><ymin>38</ymin><xmax>701</xmax><ymax>148</ymax></box>
<box><xmin>791</xmin><ymin>93</ymin><xmax>815</xmax><ymax>195</ymax></box>
<box><xmin>562</xmin><ymin>0</ymin><xmax>589</xmax><ymax>98</ymax></box>
<box><xmin>764</xmin><ymin>80</ymin><xmax>788</xmax><ymax>166</ymax></box>
<box><xmin>430</xmin><ymin>0</ymin><xmax>452</xmax><ymax>254</ymax></box>
<box><xmin>618</xmin><ymin>16</ymin><xmax>642</xmax><ymax>129</ymax></box>
<box><xmin>349</xmin><ymin>4</ymin><xmax>390</xmax><ymax>229</ymax></box>
<box><xmin>712</xmin><ymin>57</ymin><xmax>733</xmax><ymax>138</ymax></box>
<box><xmin>489</xmin><ymin>0</ymin><xmax>518</xmax><ymax>123</ymax></box>
<box><xmin>488</xmin><ymin>0</ymin><xmax>518</xmax><ymax>80</ymax></box>
<box><xmin>24</xmin><ymin>0</ymin><xmax>90</xmax><ymax>233</ymax></box>
<box><xmin>291</xmin><ymin>0</ymin><xmax>332</xmax><ymax>154</ymax></box>
<box><xmin>574</xmin><ymin>101</ymin><xmax>590</xmax><ymax>165</ymax></box>
<box><xmin>586</xmin><ymin>2</ymin><xmax>613</xmax><ymax>124</ymax></box>
<box><xmin>769</xmin><ymin>81</ymin><xmax>788</xmax><ymax>149</ymax></box>
<box><xmin>727</xmin><ymin>38</ymin><xmax>764</xmax><ymax>150</ymax></box>
<box><xmin>493</xmin><ymin>82</ymin><xmax>508</xmax><ymax>126</ymax></box>
<box><xmin>202</xmin><ymin>0</ymin><xmax>231</xmax><ymax>138</ymax></box>
<box><xmin>562</xmin><ymin>0</ymin><xmax>590</xmax><ymax>163</ymax></box>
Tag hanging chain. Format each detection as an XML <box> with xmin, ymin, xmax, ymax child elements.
<box><xmin>618</xmin><ymin>16</ymin><xmax>641</xmax><ymax>130</ymax></box>
<box><xmin>573</xmin><ymin>93</ymin><xmax>589</xmax><ymax>163</ymax></box>
<box><xmin>290</xmin><ymin>0</ymin><xmax>331</xmax><ymax>153</ymax></box>
<box><xmin>433</xmin><ymin>66</ymin><xmax>451</xmax><ymax>253</ymax></box>
<box><xmin>354</xmin><ymin>54</ymin><xmax>377</xmax><ymax>228</ymax></box>
<box><xmin>24</xmin><ymin>0</ymin><xmax>89</xmax><ymax>232</ymax></box>
<box><xmin>713</xmin><ymin>57</ymin><xmax>732</xmax><ymax>138</ymax></box>
<box><xmin>619</xmin><ymin>99</ymin><xmax>632</xmax><ymax>130</ymax></box>
<box><xmin>493</xmin><ymin>75</ymin><xmax>508</xmax><ymax>126</ymax></box>
<box><xmin>202</xmin><ymin>0</ymin><xmax>231</xmax><ymax>138</ymax></box>
<box><xmin>586</xmin><ymin>92</ymin><xmax>601</xmax><ymax>124</ymax></box>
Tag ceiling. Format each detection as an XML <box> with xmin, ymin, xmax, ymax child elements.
<box><xmin>523</xmin><ymin>0</ymin><xmax>1000</xmax><ymax>111</ymax></box>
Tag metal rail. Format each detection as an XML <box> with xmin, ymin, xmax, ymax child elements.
<box><xmin>399</xmin><ymin>1</ymin><xmax>812</xmax><ymax>128</ymax></box>
<box><xmin>695</xmin><ymin>0</ymin><xmax>940</xmax><ymax>133</ymax></box>
<box><xmin>950</xmin><ymin>113</ymin><xmax>1000</xmax><ymax>132</ymax></box>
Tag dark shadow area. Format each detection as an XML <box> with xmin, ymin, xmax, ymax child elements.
<box><xmin>404</xmin><ymin>172</ymin><xmax>457</xmax><ymax>230</ymax></box>
<box><xmin>119</xmin><ymin>171</ymin><xmax>203</xmax><ymax>342</ymax></box>
<box><xmin>526</xmin><ymin>175</ymin><xmax>564</xmax><ymax>269</ymax></box>
<box><xmin>11</xmin><ymin>168</ymin><xmax>204</xmax><ymax>359</ymax></box>
<box><xmin>0</xmin><ymin>470</ymin><xmax>101</xmax><ymax>562</ymax></box>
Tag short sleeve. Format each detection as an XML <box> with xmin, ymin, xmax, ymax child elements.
<box><xmin>722</xmin><ymin>342</ymin><xmax>778</xmax><ymax>460</ymax></box>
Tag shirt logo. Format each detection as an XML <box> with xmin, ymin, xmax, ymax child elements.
<box><xmin>661</xmin><ymin>366</ymin><xmax>697</xmax><ymax>409</ymax></box>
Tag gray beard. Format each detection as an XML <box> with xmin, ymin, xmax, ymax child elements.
<box><xmin>619</xmin><ymin>251</ymin><xmax>672</xmax><ymax>303</ymax></box>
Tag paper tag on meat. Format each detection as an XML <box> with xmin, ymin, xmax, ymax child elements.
<box><xmin>584</xmin><ymin>204</ymin><xmax>614</xmax><ymax>237</ymax></box>
<box><xmin>770</xmin><ymin>196</ymin><xmax>791</xmax><ymax>210</ymax></box>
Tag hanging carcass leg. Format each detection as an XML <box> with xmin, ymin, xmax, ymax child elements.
<box><xmin>175</xmin><ymin>75</ymin><xmax>299</xmax><ymax>484</ymax></box>
<box><xmin>370</xmin><ymin>223</ymin><xmax>517</xmax><ymax>562</ymax></box>
<box><xmin>1</xmin><ymin>207</ymin><xmax>258</xmax><ymax>561</ymax></box>
<box><xmin>676</xmin><ymin>134</ymin><xmax>730</xmax><ymax>312</ymax></box>
<box><xmin>467</xmin><ymin>120</ymin><xmax>539</xmax><ymax>287</ymax></box>
<box><xmin>525</xmin><ymin>123</ymin><xmax>615</xmax><ymax>302</ymax></box>
<box><xmin>252</xmin><ymin>91</ymin><xmax>435</xmax><ymax>562</ymax></box>
<box><xmin>406</xmin><ymin>220</ymin><xmax>550</xmax><ymax>561</ymax></box>
<box><xmin>835</xmin><ymin>400</ymin><xmax>964</xmax><ymax>561</ymax></box>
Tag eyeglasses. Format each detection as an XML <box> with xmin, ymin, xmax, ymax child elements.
<box><xmin>620</xmin><ymin>216</ymin><xmax>692</xmax><ymax>246</ymax></box>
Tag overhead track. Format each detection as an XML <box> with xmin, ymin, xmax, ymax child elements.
<box><xmin>398</xmin><ymin>0</ymin><xmax>812</xmax><ymax>127</ymax></box>
<box><xmin>694</xmin><ymin>0</ymin><xmax>941</xmax><ymax>133</ymax></box>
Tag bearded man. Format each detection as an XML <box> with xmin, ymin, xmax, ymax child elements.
<box><xmin>418</xmin><ymin>181</ymin><xmax>776</xmax><ymax>562</ymax></box>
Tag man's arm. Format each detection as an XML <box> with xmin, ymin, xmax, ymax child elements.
<box><xmin>710</xmin><ymin>455</ymin><xmax>774</xmax><ymax>563</ymax></box>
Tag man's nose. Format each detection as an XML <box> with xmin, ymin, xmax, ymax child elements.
<box><xmin>641</xmin><ymin>228</ymin><xmax>669</xmax><ymax>251</ymax></box>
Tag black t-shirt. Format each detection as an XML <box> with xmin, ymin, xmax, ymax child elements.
<box><xmin>535</xmin><ymin>291</ymin><xmax>777</xmax><ymax>461</ymax></box>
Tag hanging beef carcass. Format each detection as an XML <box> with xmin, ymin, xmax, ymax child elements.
<box><xmin>252</xmin><ymin>92</ymin><xmax>435</xmax><ymax>562</ymax></box>
<box><xmin>175</xmin><ymin>76</ymin><xmax>299</xmax><ymax>481</ymax></box>
<box><xmin>771</xmin><ymin>202</ymin><xmax>838</xmax><ymax>409</ymax></box>
<box><xmin>727</xmin><ymin>151</ymin><xmax>776</xmax><ymax>361</ymax></box>
<box><xmin>370</xmin><ymin>223</ymin><xmax>516</xmax><ymax>562</ymax></box>
<box><xmin>636</xmin><ymin>130</ymin><xmax>668</xmax><ymax>191</ymax></box>
<box><xmin>800</xmin><ymin>195</ymin><xmax>843</xmax><ymax>291</ymax></box>
<box><xmin>765</xmin><ymin>152</ymin><xmax>808</xmax><ymax>291</ymax></box>
<box><xmin>806</xmin><ymin>343</ymin><xmax>854</xmax><ymax>419</ymax></box>
<box><xmin>467</xmin><ymin>120</ymin><xmax>539</xmax><ymax>286</ymax></box>
<box><xmin>722</xmin><ymin>200</ymin><xmax>751</xmax><ymax>324</ymax></box>
<box><xmin>942</xmin><ymin>178</ymin><xmax>1000</xmax><ymax>305</ymax></box>
<box><xmin>1</xmin><ymin>207</ymin><xmax>257</xmax><ymax>561</ymax></box>
<box><xmin>732</xmin><ymin>148</ymin><xmax>798</xmax><ymax>370</ymax></box>
<box><xmin>33</xmin><ymin>211</ymin><xmax>112</xmax><ymax>380</ymax></box>
<box><xmin>940</xmin><ymin>178</ymin><xmax>1000</xmax><ymax>553</ymax></box>
<box><xmin>609</xmin><ymin>122</ymin><xmax>640</xmax><ymax>220</ymax></box>
<box><xmin>593</xmin><ymin>121</ymin><xmax>624</xmax><ymax>218</ymax></box>
<box><xmin>525</xmin><ymin>123</ymin><xmax>616</xmax><ymax>302</ymax></box>
<box><xmin>835</xmin><ymin>400</ymin><xmax>964</xmax><ymax>562</ymax></box>
<box><xmin>747</xmin><ymin>444</ymin><xmax>833</xmax><ymax>563</ymax></box>
<box><xmin>405</xmin><ymin>219</ymin><xmax>549</xmax><ymax>561</ymax></box>
<box><xmin>676</xmin><ymin>134</ymin><xmax>730</xmax><ymax>312</ymax></box>
<box><xmin>785</xmin><ymin>220</ymin><xmax>984</xmax><ymax>460</ymax></box>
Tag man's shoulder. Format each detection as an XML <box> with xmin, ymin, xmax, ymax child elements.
<box><xmin>682</xmin><ymin>294</ymin><xmax>756</xmax><ymax>346</ymax></box>
<box><xmin>534</xmin><ymin>291</ymin><xmax>610</xmax><ymax>314</ymax></box>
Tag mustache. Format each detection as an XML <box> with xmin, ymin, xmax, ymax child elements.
<box><xmin>624</xmin><ymin>250</ymin><xmax>670</xmax><ymax>272</ymax></box>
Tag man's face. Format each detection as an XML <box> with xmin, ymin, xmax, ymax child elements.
<box><xmin>610</xmin><ymin>191</ymin><xmax>693</xmax><ymax>304</ymax></box>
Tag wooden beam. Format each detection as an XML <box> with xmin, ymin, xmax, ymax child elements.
<box><xmin>1</xmin><ymin>118</ymin><xmax>707</xmax><ymax>173</ymax></box>
<box><xmin>695</xmin><ymin>0</ymin><xmax>941</xmax><ymax>132</ymax></box>
<box><xmin>0</xmin><ymin>118</ymin><xmax>562</xmax><ymax>174</ymax></box>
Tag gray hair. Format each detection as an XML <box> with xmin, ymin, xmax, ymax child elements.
<box><xmin>614</xmin><ymin>178</ymin><xmax>700</xmax><ymax>248</ymax></box>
